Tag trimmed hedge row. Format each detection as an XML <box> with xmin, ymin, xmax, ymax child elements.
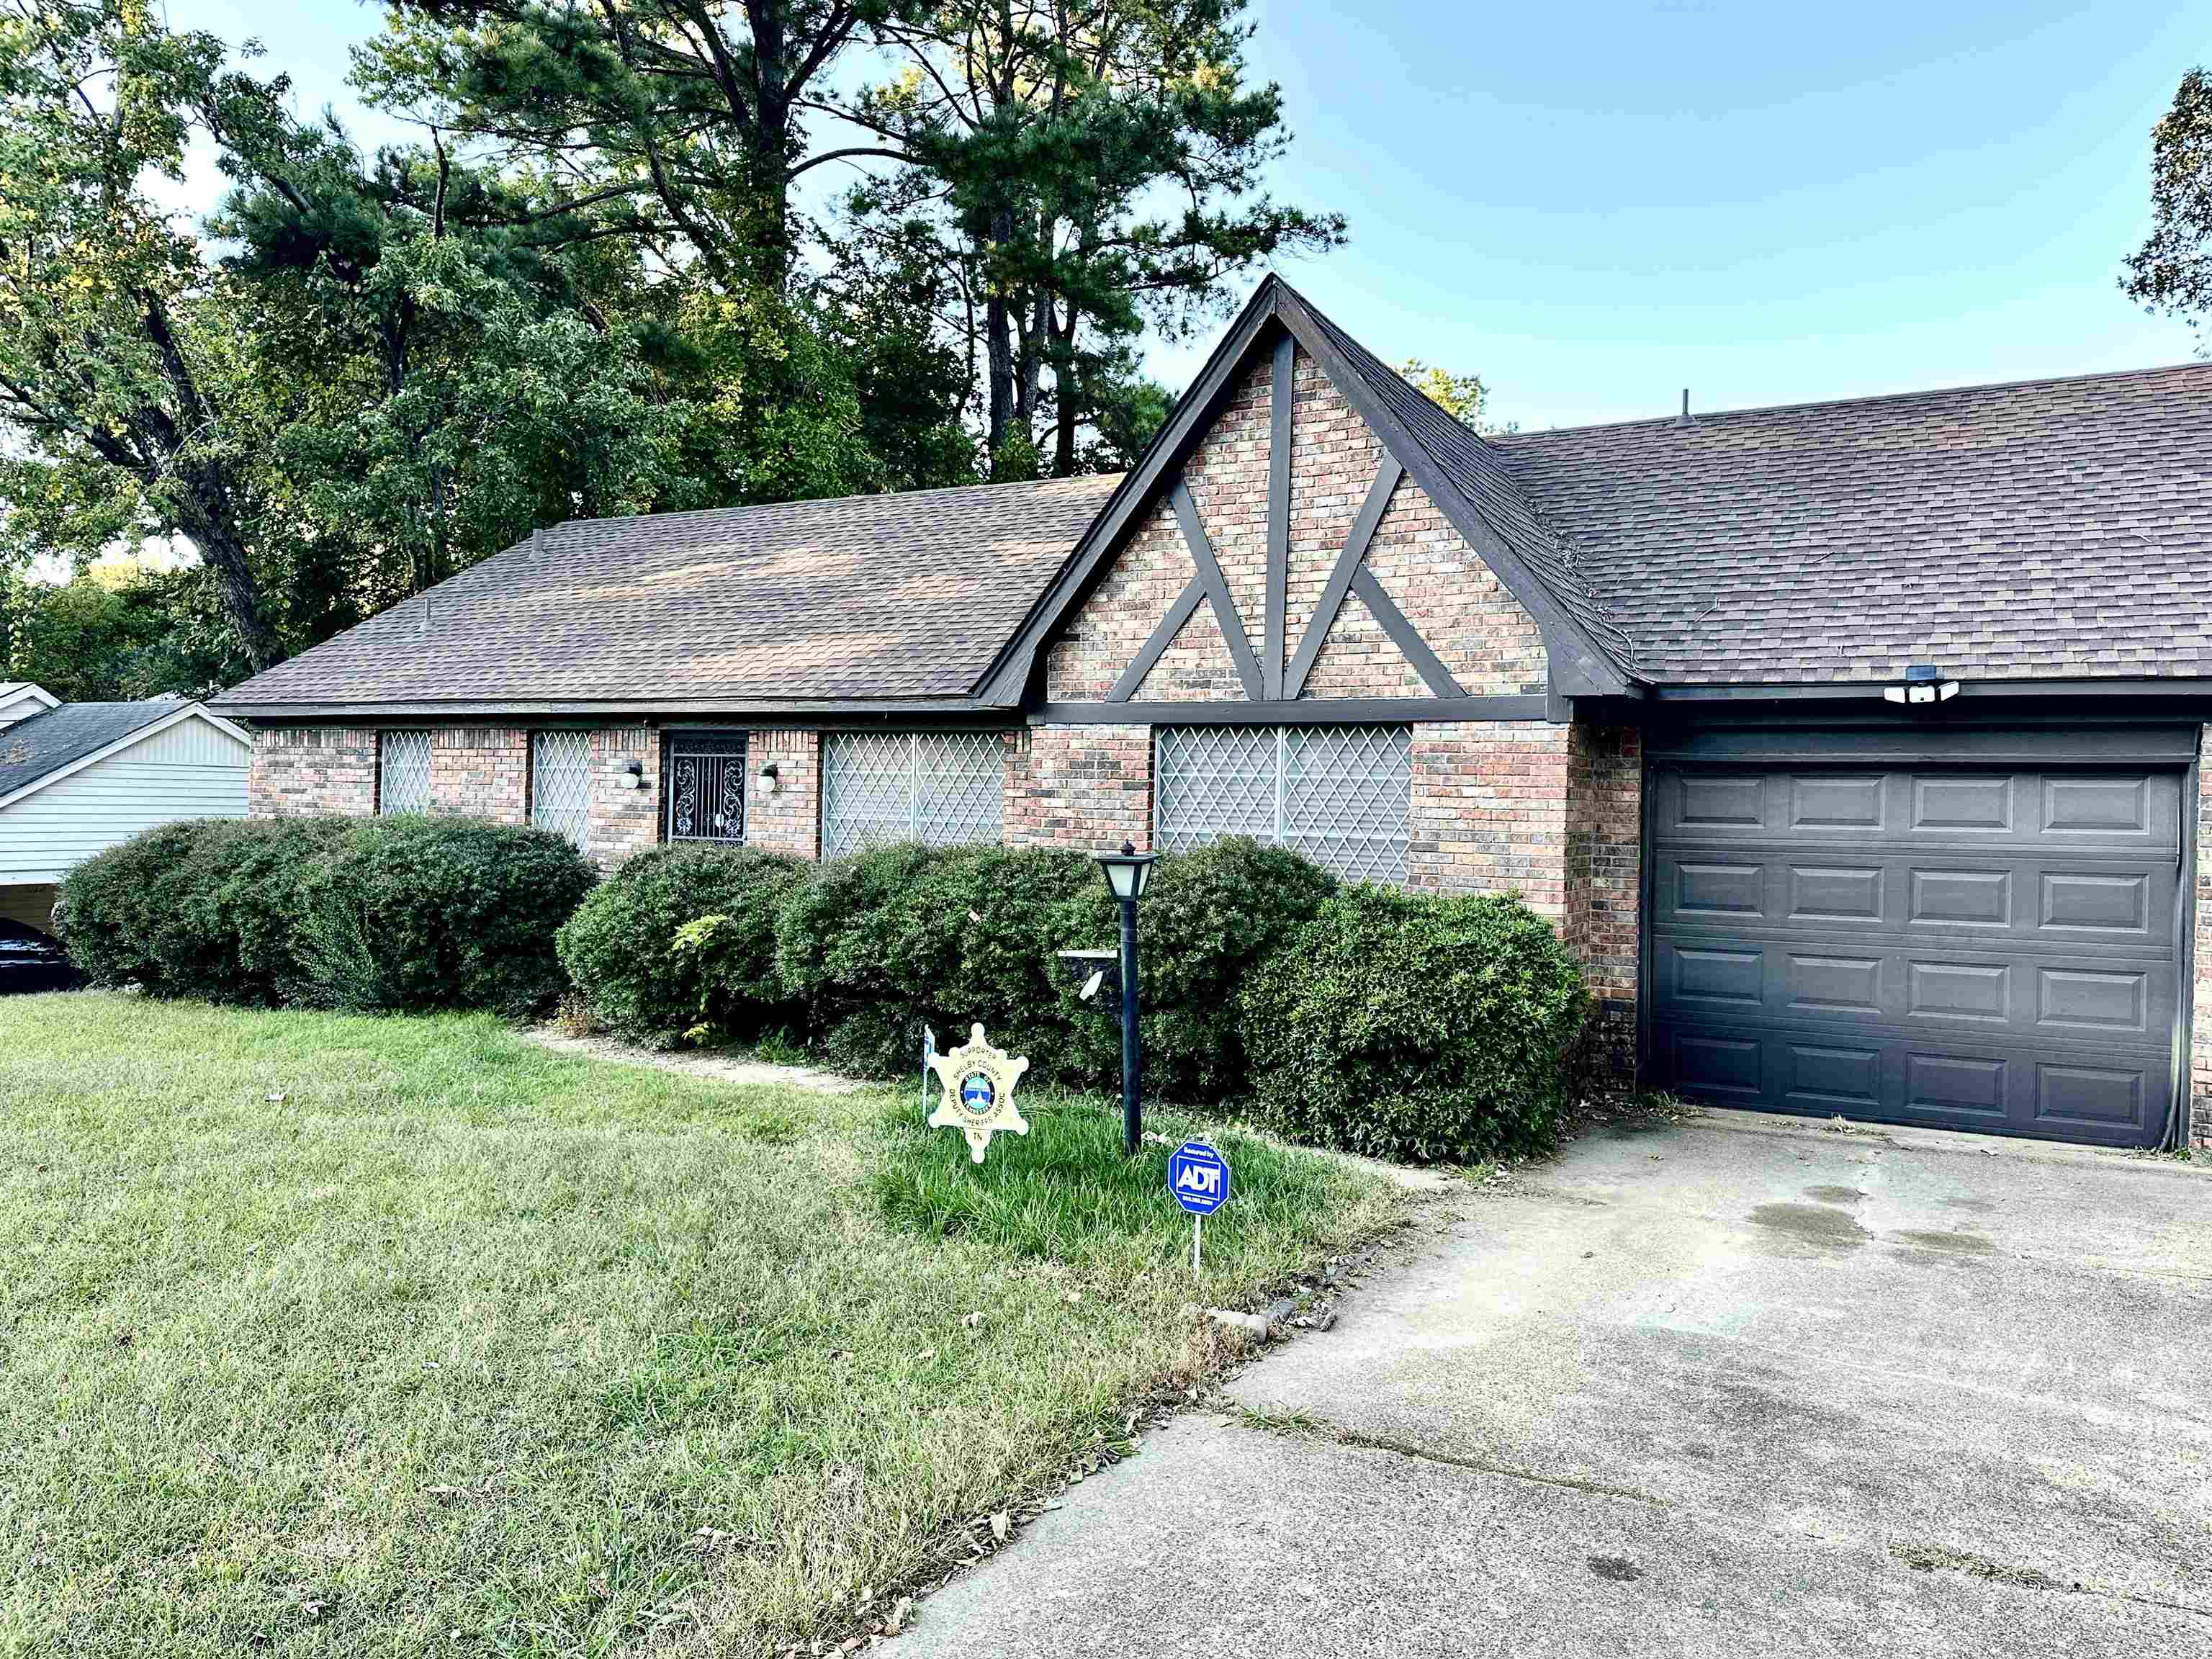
<box><xmin>63</xmin><ymin>817</ymin><xmax>1589</xmax><ymax>1163</ymax></box>
<box><xmin>58</xmin><ymin>815</ymin><xmax>596</xmax><ymax>1019</ymax></box>
<box><xmin>559</xmin><ymin>836</ymin><xmax>1588</xmax><ymax>1162</ymax></box>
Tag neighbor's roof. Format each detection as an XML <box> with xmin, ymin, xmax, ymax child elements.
<box><xmin>1496</xmin><ymin>362</ymin><xmax>2212</xmax><ymax>685</ymax></box>
<box><xmin>0</xmin><ymin>701</ymin><xmax>176</xmax><ymax>797</ymax></box>
<box><xmin>216</xmin><ymin>475</ymin><xmax>1125</xmax><ymax>713</ymax></box>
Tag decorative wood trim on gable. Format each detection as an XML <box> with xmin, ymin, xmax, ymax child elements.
<box><xmin>1264</xmin><ymin>331</ymin><xmax>1295</xmax><ymax>698</ymax></box>
<box><xmin>1284</xmin><ymin>457</ymin><xmax>1403</xmax><ymax>698</ymax></box>
<box><xmin>1169</xmin><ymin>480</ymin><xmax>1266</xmax><ymax>701</ymax></box>
<box><xmin>982</xmin><ymin>274</ymin><xmax>1638</xmax><ymax>713</ymax></box>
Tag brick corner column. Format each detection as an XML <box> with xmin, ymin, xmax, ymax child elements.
<box><xmin>1566</xmin><ymin>721</ymin><xmax>1643</xmax><ymax>1092</ymax></box>
<box><xmin>747</xmin><ymin>729</ymin><xmax>822</xmax><ymax>860</ymax></box>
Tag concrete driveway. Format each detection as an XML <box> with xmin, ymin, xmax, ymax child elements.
<box><xmin>902</xmin><ymin>1112</ymin><xmax>2212</xmax><ymax>1658</ymax></box>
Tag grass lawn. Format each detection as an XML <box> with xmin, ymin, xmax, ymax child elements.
<box><xmin>0</xmin><ymin>993</ymin><xmax>1408</xmax><ymax>1657</ymax></box>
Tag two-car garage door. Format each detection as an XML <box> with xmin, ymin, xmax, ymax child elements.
<box><xmin>1647</xmin><ymin>750</ymin><xmax>2185</xmax><ymax>1148</ymax></box>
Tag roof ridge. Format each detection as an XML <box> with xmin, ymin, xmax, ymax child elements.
<box><xmin>1493</xmin><ymin>358</ymin><xmax>2212</xmax><ymax>439</ymax></box>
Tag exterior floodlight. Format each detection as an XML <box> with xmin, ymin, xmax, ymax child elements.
<box><xmin>1884</xmin><ymin>664</ymin><xmax>1961</xmax><ymax>707</ymax></box>
<box><xmin>1092</xmin><ymin>841</ymin><xmax>1159</xmax><ymax>1156</ymax></box>
<box><xmin>620</xmin><ymin>759</ymin><xmax>645</xmax><ymax>791</ymax></box>
<box><xmin>758</xmin><ymin>760</ymin><xmax>781</xmax><ymax>796</ymax></box>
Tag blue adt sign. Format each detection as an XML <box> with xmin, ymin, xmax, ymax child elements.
<box><xmin>1168</xmin><ymin>1141</ymin><xmax>1231</xmax><ymax>1215</ymax></box>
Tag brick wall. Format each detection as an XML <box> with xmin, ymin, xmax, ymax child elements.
<box><xmin>747</xmin><ymin>729</ymin><xmax>820</xmax><ymax>859</ymax></box>
<box><xmin>1408</xmin><ymin>721</ymin><xmax>1572</xmax><ymax>914</ymax></box>
<box><xmin>585</xmin><ymin>727</ymin><xmax>660</xmax><ymax>868</ymax></box>
<box><xmin>1004</xmin><ymin>724</ymin><xmax>1152</xmax><ymax>850</ymax></box>
<box><xmin>248</xmin><ymin>727</ymin><xmax>375</xmax><ymax>817</ymax></box>
<box><xmin>1566</xmin><ymin>723</ymin><xmax>1642</xmax><ymax>1088</ymax></box>
<box><xmin>1043</xmin><ymin>341</ymin><xmax>1549</xmax><ymax>706</ymax></box>
<box><xmin>2195</xmin><ymin>728</ymin><xmax>2212</xmax><ymax>1148</ymax></box>
<box><xmin>428</xmin><ymin>727</ymin><xmax>526</xmax><ymax>822</ymax></box>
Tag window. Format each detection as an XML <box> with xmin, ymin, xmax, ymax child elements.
<box><xmin>822</xmin><ymin>731</ymin><xmax>1004</xmax><ymax>857</ymax></box>
<box><xmin>1156</xmin><ymin>724</ymin><xmax>1412</xmax><ymax>884</ymax></box>
<box><xmin>665</xmin><ymin>730</ymin><xmax>747</xmax><ymax>843</ymax></box>
<box><xmin>531</xmin><ymin>731</ymin><xmax>591</xmax><ymax>847</ymax></box>
<box><xmin>379</xmin><ymin>729</ymin><xmax>431</xmax><ymax>814</ymax></box>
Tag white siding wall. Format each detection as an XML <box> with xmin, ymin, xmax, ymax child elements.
<box><xmin>0</xmin><ymin>691</ymin><xmax>53</xmax><ymax>729</ymax></box>
<box><xmin>0</xmin><ymin>715</ymin><xmax>251</xmax><ymax>884</ymax></box>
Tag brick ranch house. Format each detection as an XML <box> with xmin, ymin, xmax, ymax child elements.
<box><xmin>215</xmin><ymin>277</ymin><xmax>2212</xmax><ymax>1152</ymax></box>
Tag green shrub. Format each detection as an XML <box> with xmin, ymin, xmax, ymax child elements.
<box><xmin>556</xmin><ymin>844</ymin><xmax>806</xmax><ymax>1044</ymax></box>
<box><xmin>60</xmin><ymin>814</ymin><xmax>594</xmax><ymax>1019</ymax></box>
<box><xmin>293</xmin><ymin>816</ymin><xmax>598</xmax><ymax>1019</ymax></box>
<box><xmin>774</xmin><ymin>842</ymin><xmax>1095</xmax><ymax>1078</ymax></box>
<box><xmin>58</xmin><ymin>817</ymin><xmax>347</xmax><ymax>1002</ymax></box>
<box><xmin>1241</xmin><ymin>885</ymin><xmax>1587</xmax><ymax>1164</ymax></box>
<box><xmin>1052</xmin><ymin>837</ymin><xmax>1336</xmax><ymax>1102</ymax></box>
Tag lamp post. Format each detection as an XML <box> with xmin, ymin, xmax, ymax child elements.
<box><xmin>1093</xmin><ymin>840</ymin><xmax>1159</xmax><ymax>1158</ymax></box>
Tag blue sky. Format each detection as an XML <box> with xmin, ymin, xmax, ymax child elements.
<box><xmin>163</xmin><ymin>1</ymin><xmax>2208</xmax><ymax>430</ymax></box>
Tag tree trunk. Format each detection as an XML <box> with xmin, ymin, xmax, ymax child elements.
<box><xmin>175</xmin><ymin>487</ymin><xmax>282</xmax><ymax>670</ymax></box>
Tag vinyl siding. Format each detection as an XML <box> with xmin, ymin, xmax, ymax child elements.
<box><xmin>0</xmin><ymin>716</ymin><xmax>250</xmax><ymax>883</ymax></box>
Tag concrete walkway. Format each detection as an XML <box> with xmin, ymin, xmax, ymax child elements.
<box><xmin>901</xmin><ymin>1115</ymin><xmax>2212</xmax><ymax>1658</ymax></box>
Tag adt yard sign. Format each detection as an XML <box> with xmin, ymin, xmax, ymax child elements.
<box><xmin>1169</xmin><ymin>1142</ymin><xmax>1230</xmax><ymax>1214</ymax></box>
<box><xmin>1169</xmin><ymin>1141</ymin><xmax>1229</xmax><ymax>1275</ymax></box>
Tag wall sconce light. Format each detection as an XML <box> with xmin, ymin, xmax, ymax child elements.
<box><xmin>619</xmin><ymin>759</ymin><xmax>645</xmax><ymax>791</ymax></box>
<box><xmin>1883</xmin><ymin>664</ymin><xmax>1960</xmax><ymax>707</ymax></box>
<box><xmin>758</xmin><ymin>760</ymin><xmax>781</xmax><ymax>797</ymax></box>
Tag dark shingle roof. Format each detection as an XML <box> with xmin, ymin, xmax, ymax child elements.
<box><xmin>217</xmin><ymin>475</ymin><xmax>1125</xmax><ymax>711</ymax></box>
<box><xmin>1298</xmin><ymin>299</ymin><xmax>1640</xmax><ymax>678</ymax></box>
<box><xmin>1493</xmin><ymin>363</ymin><xmax>2212</xmax><ymax>684</ymax></box>
<box><xmin>0</xmin><ymin>701</ymin><xmax>175</xmax><ymax>797</ymax></box>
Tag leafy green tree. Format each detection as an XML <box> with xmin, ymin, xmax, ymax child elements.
<box><xmin>1398</xmin><ymin>358</ymin><xmax>1510</xmax><ymax>434</ymax></box>
<box><xmin>356</xmin><ymin>0</ymin><xmax>909</xmax><ymax>292</ymax></box>
<box><xmin>0</xmin><ymin>565</ymin><xmax>235</xmax><ymax>701</ymax></box>
<box><xmin>842</xmin><ymin>0</ymin><xmax>1344</xmax><ymax>475</ymax></box>
<box><xmin>2124</xmin><ymin>66</ymin><xmax>2212</xmax><ymax>351</ymax></box>
<box><xmin>0</xmin><ymin>1</ymin><xmax>290</xmax><ymax>665</ymax></box>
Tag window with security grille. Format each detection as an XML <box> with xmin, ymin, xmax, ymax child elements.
<box><xmin>1156</xmin><ymin>725</ymin><xmax>1413</xmax><ymax>885</ymax></box>
<box><xmin>822</xmin><ymin>731</ymin><xmax>1005</xmax><ymax>857</ymax></box>
<box><xmin>379</xmin><ymin>729</ymin><xmax>431</xmax><ymax>815</ymax></box>
<box><xmin>665</xmin><ymin>730</ymin><xmax>747</xmax><ymax>843</ymax></box>
<box><xmin>531</xmin><ymin>731</ymin><xmax>591</xmax><ymax>847</ymax></box>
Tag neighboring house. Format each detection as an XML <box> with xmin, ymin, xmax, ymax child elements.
<box><xmin>0</xmin><ymin>696</ymin><xmax>253</xmax><ymax>932</ymax></box>
<box><xmin>214</xmin><ymin>276</ymin><xmax>2212</xmax><ymax>1152</ymax></box>
<box><xmin>0</xmin><ymin>683</ymin><xmax>60</xmax><ymax>730</ymax></box>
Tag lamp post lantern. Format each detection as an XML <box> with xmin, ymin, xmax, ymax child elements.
<box><xmin>1093</xmin><ymin>840</ymin><xmax>1159</xmax><ymax>1157</ymax></box>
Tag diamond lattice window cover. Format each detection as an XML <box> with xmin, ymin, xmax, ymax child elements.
<box><xmin>666</xmin><ymin>731</ymin><xmax>747</xmax><ymax>843</ymax></box>
<box><xmin>531</xmin><ymin>731</ymin><xmax>591</xmax><ymax>847</ymax></box>
<box><xmin>379</xmin><ymin>729</ymin><xmax>431</xmax><ymax>815</ymax></box>
<box><xmin>1156</xmin><ymin>724</ymin><xmax>1411</xmax><ymax>884</ymax></box>
<box><xmin>823</xmin><ymin>731</ymin><xmax>1004</xmax><ymax>856</ymax></box>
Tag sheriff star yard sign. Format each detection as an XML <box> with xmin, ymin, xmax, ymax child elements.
<box><xmin>927</xmin><ymin>1023</ymin><xmax>1031</xmax><ymax>1163</ymax></box>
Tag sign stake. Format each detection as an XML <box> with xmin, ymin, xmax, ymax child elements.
<box><xmin>1192</xmin><ymin>1213</ymin><xmax>1202</xmax><ymax>1277</ymax></box>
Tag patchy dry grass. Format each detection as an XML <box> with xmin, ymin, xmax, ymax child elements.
<box><xmin>0</xmin><ymin>993</ymin><xmax>1405</xmax><ymax>1657</ymax></box>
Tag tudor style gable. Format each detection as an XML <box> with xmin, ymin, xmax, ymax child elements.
<box><xmin>1004</xmin><ymin>276</ymin><xmax>1629</xmax><ymax>716</ymax></box>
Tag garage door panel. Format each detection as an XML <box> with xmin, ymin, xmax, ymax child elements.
<box><xmin>2039</xmin><ymin>871</ymin><xmax>2153</xmax><ymax>937</ymax></box>
<box><xmin>2033</xmin><ymin>1061</ymin><xmax>2149</xmax><ymax>1130</ymax></box>
<box><xmin>1653</xmin><ymin>939</ymin><xmax>2175</xmax><ymax>1049</ymax></box>
<box><xmin>1650</xmin><ymin>758</ymin><xmax>2180</xmax><ymax>1148</ymax></box>
<box><xmin>1910</xmin><ymin>774</ymin><xmax>2014</xmax><ymax>835</ymax></box>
